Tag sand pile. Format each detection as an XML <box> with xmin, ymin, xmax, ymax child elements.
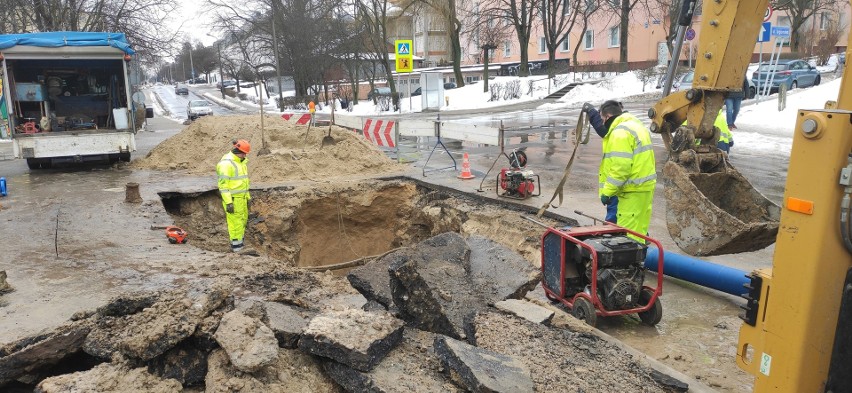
<box><xmin>133</xmin><ymin>115</ymin><xmax>403</xmax><ymax>182</ymax></box>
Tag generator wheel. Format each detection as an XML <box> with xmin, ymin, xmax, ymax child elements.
<box><xmin>638</xmin><ymin>288</ymin><xmax>663</xmax><ymax>326</ymax></box>
<box><xmin>572</xmin><ymin>297</ymin><xmax>597</xmax><ymax>327</ymax></box>
<box><xmin>168</xmin><ymin>236</ymin><xmax>177</xmax><ymax>244</ymax></box>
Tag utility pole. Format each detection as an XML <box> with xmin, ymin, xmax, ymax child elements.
<box><xmin>271</xmin><ymin>0</ymin><xmax>284</xmax><ymax>109</ymax></box>
<box><xmin>208</xmin><ymin>34</ymin><xmax>226</xmax><ymax>99</ymax></box>
<box><xmin>189</xmin><ymin>43</ymin><xmax>196</xmax><ymax>81</ymax></box>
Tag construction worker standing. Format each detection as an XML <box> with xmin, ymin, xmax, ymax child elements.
<box><xmin>582</xmin><ymin>101</ymin><xmax>657</xmax><ymax>241</ymax></box>
<box><xmin>217</xmin><ymin>139</ymin><xmax>251</xmax><ymax>252</ymax></box>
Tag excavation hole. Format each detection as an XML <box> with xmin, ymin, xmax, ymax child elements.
<box><xmin>159</xmin><ymin>179</ymin><xmax>573</xmax><ymax>270</ymax></box>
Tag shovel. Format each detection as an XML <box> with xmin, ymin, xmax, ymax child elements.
<box><xmin>321</xmin><ymin>103</ymin><xmax>336</xmax><ymax>147</ymax></box>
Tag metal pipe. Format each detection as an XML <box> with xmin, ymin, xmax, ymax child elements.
<box><xmin>661</xmin><ymin>0</ymin><xmax>697</xmax><ymax>96</ymax></box>
<box><xmin>644</xmin><ymin>248</ymin><xmax>748</xmax><ymax>296</ymax></box>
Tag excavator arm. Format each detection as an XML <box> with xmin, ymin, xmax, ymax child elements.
<box><xmin>649</xmin><ymin>0</ymin><xmax>781</xmax><ymax>256</ymax></box>
<box><xmin>651</xmin><ymin>0</ymin><xmax>852</xmax><ymax>390</ymax></box>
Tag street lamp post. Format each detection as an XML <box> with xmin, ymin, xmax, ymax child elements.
<box><xmin>189</xmin><ymin>44</ymin><xmax>196</xmax><ymax>82</ymax></box>
<box><xmin>208</xmin><ymin>34</ymin><xmax>226</xmax><ymax>99</ymax></box>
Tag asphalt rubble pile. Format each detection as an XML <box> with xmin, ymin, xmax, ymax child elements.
<box><xmin>0</xmin><ymin>233</ymin><xmax>688</xmax><ymax>392</ymax></box>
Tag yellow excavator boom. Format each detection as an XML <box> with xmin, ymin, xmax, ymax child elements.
<box><xmin>652</xmin><ymin>0</ymin><xmax>852</xmax><ymax>388</ymax></box>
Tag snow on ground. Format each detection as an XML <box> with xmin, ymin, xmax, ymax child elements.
<box><xmin>733</xmin><ymin>77</ymin><xmax>841</xmax><ymax>154</ymax></box>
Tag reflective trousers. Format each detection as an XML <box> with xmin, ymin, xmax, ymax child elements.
<box><xmin>223</xmin><ymin>195</ymin><xmax>248</xmax><ymax>248</ymax></box>
<box><xmin>605</xmin><ymin>191</ymin><xmax>653</xmax><ymax>243</ymax></box>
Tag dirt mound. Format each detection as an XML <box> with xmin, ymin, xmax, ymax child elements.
<box><xmin>132</xmin><ymin>115</ymin><xmax>403</xmax><ymax>182</ymax></box>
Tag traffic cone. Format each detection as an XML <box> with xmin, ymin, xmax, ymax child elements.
<box><xmin>458</xmin><ymin>152</ymin><xmax>476</xmax><ymax>179</ymax></box>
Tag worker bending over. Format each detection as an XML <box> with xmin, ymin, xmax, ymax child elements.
<box><xmin>582</xmin><ymin>101</ymin><xmax>657</xmax><ymax>241</ymax></box>
<box><xmin>216</xmin><ymin>139</ymin><xmax>251</xmax><ymax>252</ymax></box>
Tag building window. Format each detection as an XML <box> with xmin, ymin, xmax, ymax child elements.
<box><xmin>820</xmin><ymin>12</ymin><xmax>829</xmax><ymax>30</ymax></box>
<box><xmin>505</xmin><ymin>11</ymin><xmax>512</xmax><ymax>26</ymax></box>
<box><xmin>585</xmin><ymin>0</ymin><xmax>597</xmax><ymax>12</ymax></box>
<box><xmin>563</xmin><ymin>0</ymin><xmax>571</xmax><ymax>14</ymax></box>
<box><xmin>539</xmin><ymin>37</ymin><xmax>547</xmax><ymax>53</ymax></box>
<box><xmin>488</xmin><ymin>18</ymin><xmax>495</xmax><ymax>28</ymax></box>
<box><xmin>561</xmin><ymin>35</ymin><xmax>570</xmax><ymax>51</ymax></box>
<box><xmin>504</xmin><ymin>41</ymin><xmax>512</xmax><ymax>57</ymax></box>
<box><xmin>609</xmin><ymin>26</ymin><xmax>620</xmax><ymax>47</ymax></box>
<box><xmin>584</xmin><ymin>30</ymin><xmax>594</xmax><ymax>50</ymax></box>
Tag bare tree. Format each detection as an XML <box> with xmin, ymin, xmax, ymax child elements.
<box><xmin>807</xmin><ymin>1</ymin><xmax>849</xmax><ymax>64</ymax></box>
<box><xmin>571</xmin><ymin>0</ymin><xmax>607</xmax><ymax>67</ymax></box>
<box><xmin>1</xmin><ymin>0</ymin><xmax>179</xmax><ymax>62</ymax></box>
<box><xmin>463</xmin><ymin>4</ymin><xmax>513</xmax><ymax>91</ymax></box>
<box><xmin>540</xmin><ymin>0</ymin><xmax>585</xmax><ymax>78</ymax></box>
<box><xmin>354</xmin><ymin>0</ymin><xmax>401</xmax><ymax>108</ymax></box>
<box><xmin>418</xmin><ymin>0</ymin><xmax>470</xmax><ymax>88</ymax></box>
<box><xmin>484</xmin><ymin>0</ymin><xmax>541</xmax><ymax>77</ymax></box>
<box><xmin>772</xmin><ymin>0</ymin><xmax>841</xmax><ymax>52</ymax></box>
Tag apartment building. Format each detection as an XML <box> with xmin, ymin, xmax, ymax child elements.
<box><xmin>398</xmin><ymin>1</ymin><xmax>850</xmax><ymax>70</ymax></box>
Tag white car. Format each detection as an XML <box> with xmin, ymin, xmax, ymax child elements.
<box><xmin>187</xmin><ymin>100</ymin><xmax>213</xmax><ymax>120</ymax></box>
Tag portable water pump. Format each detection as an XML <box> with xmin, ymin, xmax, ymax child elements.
<box><xmin>497</xmin><ymin>147</ymin><xmax>540</xmax><ymax>200</ymax></box>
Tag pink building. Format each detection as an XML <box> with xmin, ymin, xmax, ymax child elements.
<box><xmin>456</xmin><ymin>2</ymin><xmax>849</xmax><ymax>69</ymax></box>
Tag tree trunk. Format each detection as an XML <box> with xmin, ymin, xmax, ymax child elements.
<box><xmin>519</xmin><ymin>36</ymin><xmax>530</xmax><ymax>77</ymax></box>
<box><xmin>451</xmin><ymin>26</ymin><xmax>465</xmax><ymax>88</ymax></box>
<box><xmin>547</xmin><ymin>46</ymin><xmax>557</xmax><ymax>79</ymax></box>
<box><xmin>620</xmin><ymin>0</ymin><xmax>630</xmax><ymax>68</ymax></box>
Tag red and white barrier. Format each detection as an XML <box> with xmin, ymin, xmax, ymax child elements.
<box><xmin>281</xmin><ymin>113</ymin><xmax>312</xmax><ymax>125</ymax></box>
<box><xmin>362</xmin><ymin>119</ymin><xmax>396</xmax><ymax>148</ymax></box>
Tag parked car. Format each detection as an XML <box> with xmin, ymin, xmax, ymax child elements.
<box><xmin>752</xmin><ymin>59</ymin><xmax>820</xmax><ymax>93</ymax></box>
<box><xmin>411</xmin><ymin>87</ymin><xmax>422</xmax><ymax>96</ymax></box>
<box><xmin>673</xmin><ymin>71</ymin><xmax>694</xmax><ymax>92</ymax></box>
<box><xmin>367</xmin><ymin>87</ymin><xmax>391</xmax><ymax>100</ymax></box>
<box><xmin>444</xmin><ymin>82</ymin><xmax>457</xmax><ymax>89</ymax></box>
<box><xmin>675</xmin><ymin>70</ymin><xmax>756</xmax><ymax>99</ymax></box>
<box><xmin>216</xmin><ymin>80</ymin><xmax>237</xmax><ymax>89</ymax></box>
<box><xmin>174</xmin><ymin>84</ymin><xmax>189</xmax><ymax>95</ymax></box>
<box><xmin>186</xmin><ymin>99</ymin><xmax>213</xmax><ymax>120</ymax></box>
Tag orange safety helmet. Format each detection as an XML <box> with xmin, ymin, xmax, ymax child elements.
<box><xmin>233</xmin><ymin>139</ymin><xmax>251</xmax><ymax>154</ymax></box>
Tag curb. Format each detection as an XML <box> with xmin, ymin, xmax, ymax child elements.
<box><xmin>202</xmin><ymin>92</ymin><xmax>241</xmax><ymax>111</ymax></box>
<box><xmin>151</xmin><ymin>90</ymin><xmax>171</xmax><ymax>117</ymax></box>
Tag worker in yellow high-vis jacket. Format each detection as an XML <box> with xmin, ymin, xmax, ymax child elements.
<box><xmin>582</xmin><ymin>101</ymin><xmax>657</xmax><ymax>242</ymax></box>
<box><xmin>216</xmin><ymin>139</ymin><xmax>251</xmax><ymax>252</ymax></box>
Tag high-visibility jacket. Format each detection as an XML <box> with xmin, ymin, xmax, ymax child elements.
<box><xmin>689</xmin><ymin>110</ymin><xmax>733</xmax><ymax>145</ymax></box>
<box><xmin>216</xmin><ymin>152</ymin><xmax>250</xmax><ymax>204</ymax></box>
<box><xmin>599</xmin><ymin>113</ymin><xmax>657</xmax><ymax>198</ymax></box>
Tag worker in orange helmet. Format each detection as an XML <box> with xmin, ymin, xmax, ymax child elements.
<box><xmin>216</xmin><ymin>139</ymin><xmax>251</xmax><ymax>252</ymax></box>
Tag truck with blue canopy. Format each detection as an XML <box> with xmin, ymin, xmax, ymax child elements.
<box><xmin>0</xmin><ymin>32</ymin><xmax>148</xmax><ymax>168</ymax></box>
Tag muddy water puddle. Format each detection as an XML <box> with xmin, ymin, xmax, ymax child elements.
<box><xmin>160</xmin><ymin>177</ymin><xmax>753</xmax><ymax>391</ymax></box>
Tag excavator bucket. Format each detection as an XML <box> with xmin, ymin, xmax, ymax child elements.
<box><xmin>663</xmin><ymin>161</ymin><xmax>781</xmax><ymax>256</ymax></box>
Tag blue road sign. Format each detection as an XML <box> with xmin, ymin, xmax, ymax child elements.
<box><xmin>758</xmin><ymin>22</ymin><xmax>771</xmax><ymax>42</ymax></box>
<box><xmin>686</xmin><ymin>28</ymin><xmax>696</xmax><ymax>41</ymax></box>
<box><xmin>397</xmin><ymin>42</ymin><xmax>410</xmax><ymax>55</ymax></box>
<box><xmin>771</xmin><ymin>26</ymin><xmax>791</xmax><ymax>37</ymax></box>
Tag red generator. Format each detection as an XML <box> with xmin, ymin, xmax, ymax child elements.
<box><xmin>497</xmin><ymin>147</ymin><xmax>540</xmax><ymax>200</ymax></box>
<box><xmin>540</xmin><ymin>224</ymin><xmax>663</xmax><ymax>327</ymax></box>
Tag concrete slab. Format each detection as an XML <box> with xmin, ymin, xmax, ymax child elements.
<box><xmin>494</xmin><ymin>299</ymin><xmax>554</xmax><ymax>325</ymax></box>
<box><xmin>322</xmin><ymin>328</ymin><xmax>461</xmax><ymax>393</ymax></box>
<box><xmin>263</xmin><ymin>301</ymin><xmax>313</xmax><ymax>349</ymax></box>
<box><xmin>299</xmin><ymin>308</ymin><xmax>404</xmax><ymax>372</ymax></box>
<box><xmin>434</xmin><ymin>335</ymin><xmax>534</xmax><ymax>393</ymax></box>
<box><xmin>213</xmin><ymin>310</ymin><xmax>279</xmax><ymax>373</ymax></box>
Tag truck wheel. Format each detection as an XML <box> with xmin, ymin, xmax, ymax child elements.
<box><xmin>571</xmin><ymin>297</ymin><xmax>597</xmax><ymax>327</ymax></box>
<box><xmin>638</xmin><ymin>288</ymin><xmax>663</xmax><ymax>326</ymax></box>
<box><xmin>119</xmin><ymin>152</ymin><xmax>131</xmax><ymax>162</ymax></box>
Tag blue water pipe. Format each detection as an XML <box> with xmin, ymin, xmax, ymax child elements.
<box><xmin>0</xmin><ymin>177</ymin><xmax>6</xmax><ymax>197</ymax></box>
<box><xmin>645</xmin><ymin>247</ymin><xmax>749</xmax><ymax>296</ymax></box>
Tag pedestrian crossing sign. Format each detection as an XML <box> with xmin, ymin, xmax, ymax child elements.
<box><xmin>395</xmin><ymin>40</ymin><xmax>413</xmax><ymax>73</ymax></box>
<box><xmin>396</xmin><ymin>40</ymin><xmax>411</xmax><ymax>56</ymax></box>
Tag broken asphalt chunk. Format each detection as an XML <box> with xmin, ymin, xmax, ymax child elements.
<box><xmin>299</xmin><ymin>308</ymin><xmax>403</xmax><ymax>372</ymax></box>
